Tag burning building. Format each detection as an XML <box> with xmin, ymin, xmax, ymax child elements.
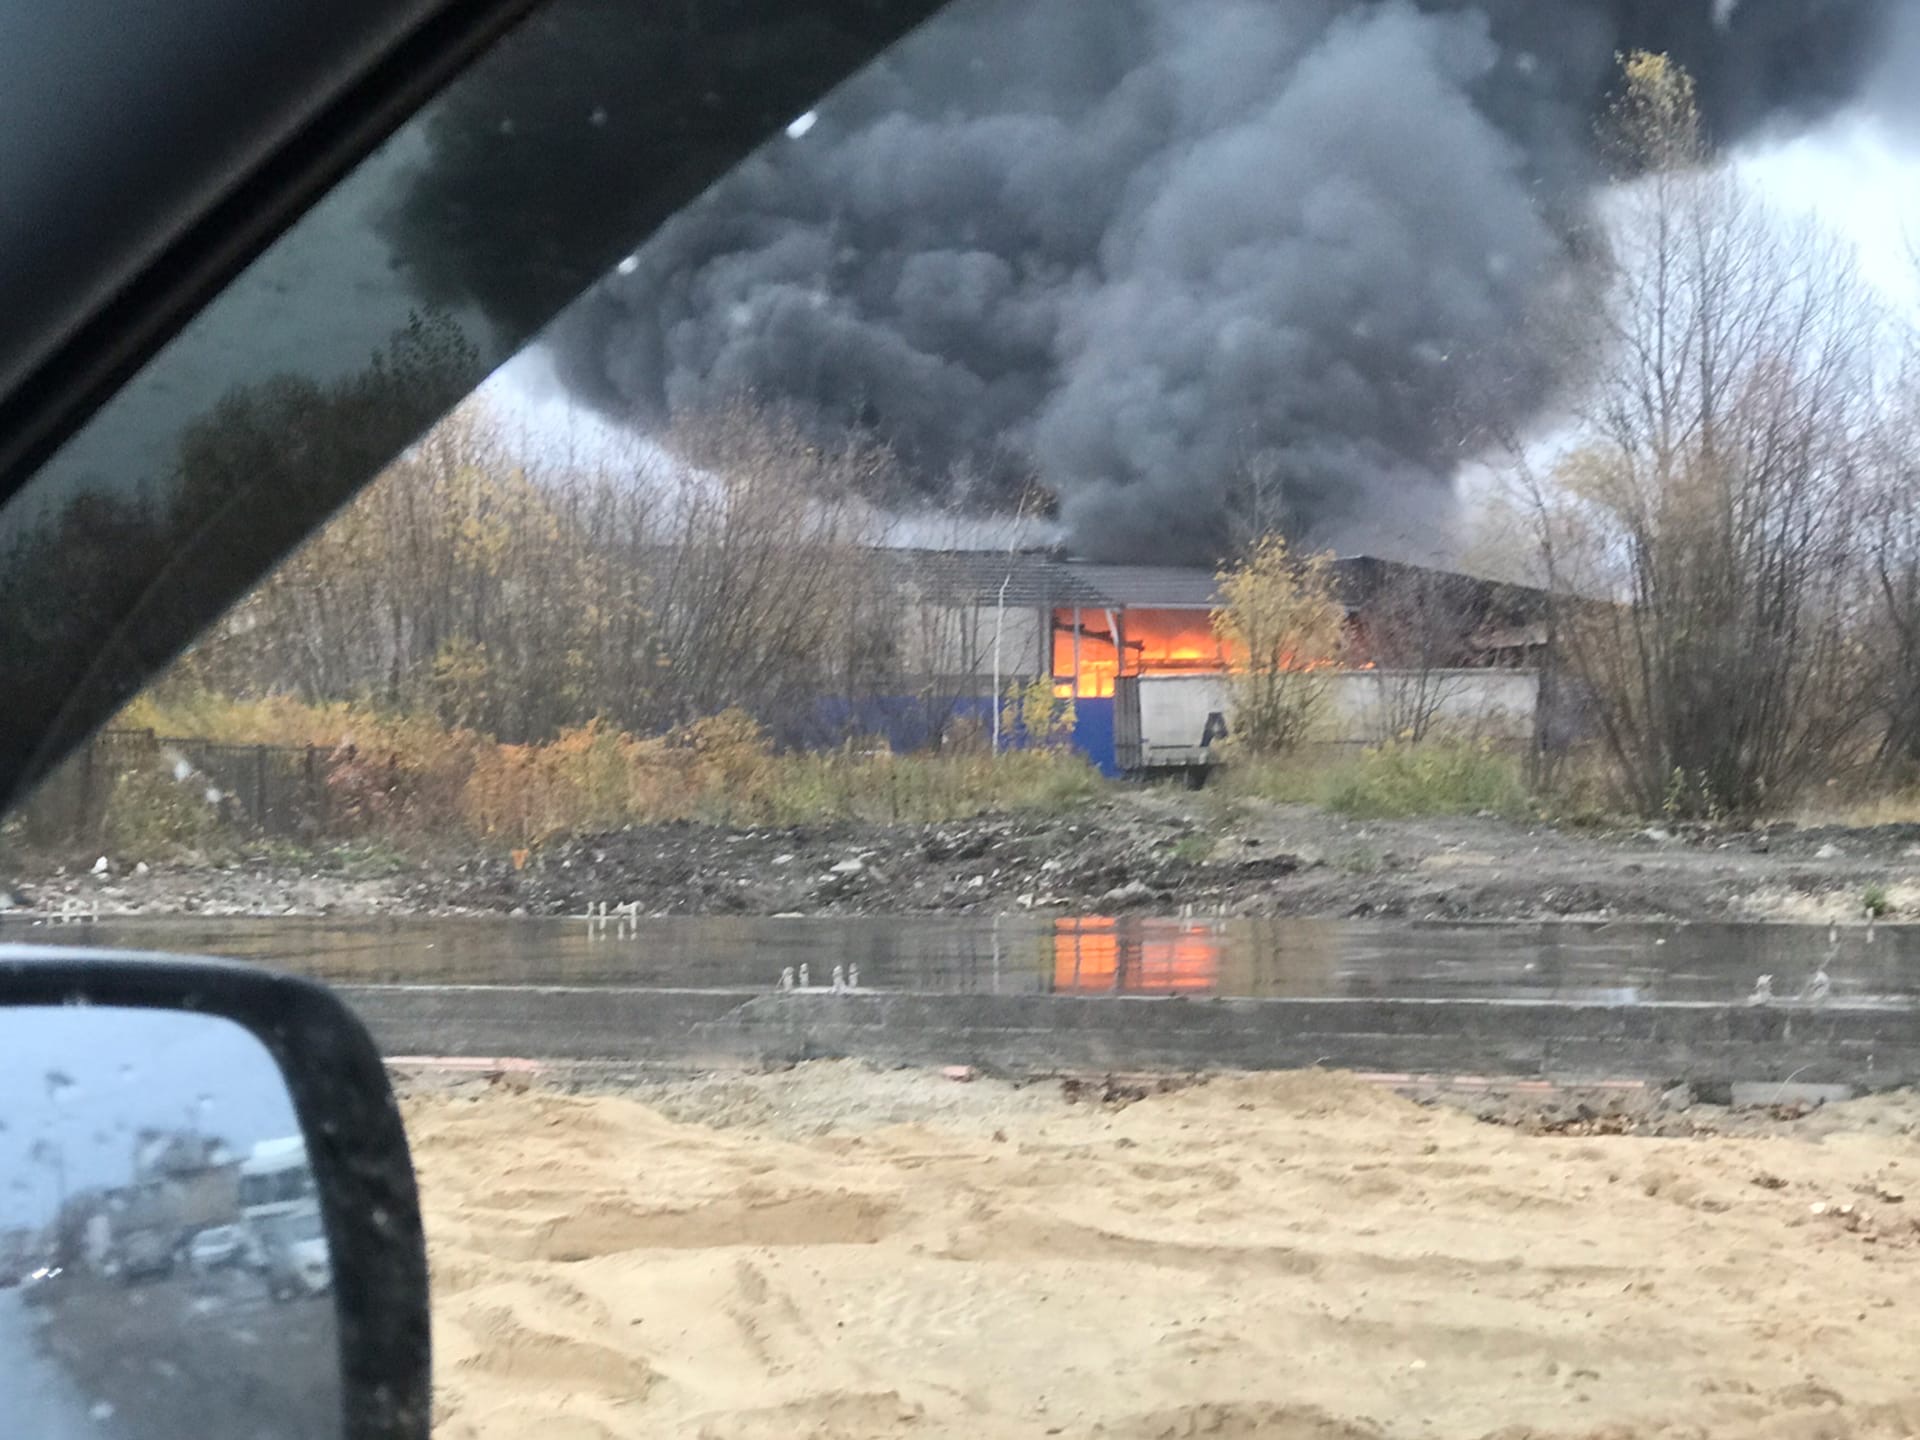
<box><xmin>874</xmin><ymin>549</ymin><xmax>1555</xmax><ymax>775</ymax></box>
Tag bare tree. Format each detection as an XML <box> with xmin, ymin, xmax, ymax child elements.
<box><xmin>175</xmin><ymin>396</ymin><xmax>891</xmax><ymax>744</ymax></box>
<box><xmin>1861</xmin><ymin>359</ymin><xmax>1920</xmax><ymax>778</ymax></box>
<box><xmin>620</xmin><ymin>402</ymin><xmax>887</xmax><ymax>733</ymax></box>
<box><xmin>890</xmin><ymin>495</ymin><xmax>1019</xmax><ymax>752</ymax></box>
<box><xmin>1225</xmin><ymin>442</ymin><xmax>1288</xmax><ymax>559</ymax></box>
<box><xmin>1506</xmin><ymin>53</ymin><xmax>1884</xmax><ymax>818</ymax></box>
<box><xmin>1358</xmin><ymin>567</ymin><xmax>1476</xmax><ymax>743</ymax></box>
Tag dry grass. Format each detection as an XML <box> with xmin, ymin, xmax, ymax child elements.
<box><xmin>102</xmin><ymin>691</ymin><xmax>1103</xmax><ymax>851</ymax></box>
<box><xmin>1793</xmin><ymin>790</ymin><xmax>1920</xmax><ymax>829</ymax></box>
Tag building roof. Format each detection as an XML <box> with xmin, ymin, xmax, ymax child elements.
<box><xmin>1062</xmin><ymin>563</ymin><xmax>1221</xmax><ymax>608</ymax></box>
<box><xmin>888</xmin><ymin>549</ymin><xmax>1112</xmax><ymax>607</ymax></box>
<box><xmin>888</xmin><ymin>548</ymin><xmax>1218</xmax><ymax>608</ymax></box>
<box><xmin>885</xmin><ymin>548</ymin><xmax>1553</xmax><ymax>620</ymax></box>
<box><xmin>1328</xmin><ymin>555</ymin><xmax>1552</xmax><ymax>624</ymax></box>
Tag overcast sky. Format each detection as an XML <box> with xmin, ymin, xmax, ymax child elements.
<box><xmin>1741</xmin><ymin>111</ymin><xmax>1920</xmax><ymax>313</ymax></box>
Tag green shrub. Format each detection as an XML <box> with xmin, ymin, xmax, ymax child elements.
<box><xmin>1323</xmin><ymin>741</ymin><xmax>1530</xmax><ymax>820</ymax></box>
<box><xmin>100</xmin><ymin>760</ymin><xmax>231</xmax><ymax>857</ymax></box>
<box><xmin>1212</xmin><ymin>755</ymin><xmax>1332</xmax><ymax>805</ymax></box>
<box><xmin>1169</xmin><ymin>833</ymin><xmax>1215</xmax><ymax>863</ymax></box>
<box><xmin>1334</xmin><ymin>844</ymin><xmax>1384</xmax><ymax>874</ymax></box>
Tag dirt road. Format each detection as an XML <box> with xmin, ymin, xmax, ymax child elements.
<box><xmin>411</xmin><ymin>1064</ymin><xmax>1920</xmax><ymax>1439</ymax></box>
<box><xmin>38</xmin><ymin>1265</ymin><xmax>338</xmax><ymax>1440</ymax></box>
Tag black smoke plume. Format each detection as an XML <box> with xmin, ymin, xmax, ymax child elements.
<box><xmin>391</xmin><ymin>0</ymin><xmax>1896</xmax><ymax>563</ymax></box>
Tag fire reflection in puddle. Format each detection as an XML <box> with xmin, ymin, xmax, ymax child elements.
<box><xmin>1052</xmin><ymin>916</ymin><xmax>1221</xmax><ymax>995</ymax></box>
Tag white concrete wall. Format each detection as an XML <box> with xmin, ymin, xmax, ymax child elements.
<box><xmin>895</xmin><ymin>600</ymin><xmax>1044</xmax><ymax>691</ymax></box>
<box><xmin>1324</xmin><ymin>669</ymin><xmax>1539</xmax><ymax>743</ymax></box>
<box><xmin>1127</xmin><ymin>669</ymin><xmax>1538</xmax><ymax>766</ymax></box>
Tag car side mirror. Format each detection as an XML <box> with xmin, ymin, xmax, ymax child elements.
<box><xmin>0</xmin><ymin>946</ymin><xmax>429</xmax><ymax>1440</ymax></box>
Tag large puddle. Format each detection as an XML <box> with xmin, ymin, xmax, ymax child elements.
<box><xmin>7</xmin><ymin>914</ymin><xmax>1914</xmax><ymax>1006</ymax></box>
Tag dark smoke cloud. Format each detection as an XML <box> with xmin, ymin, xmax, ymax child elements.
<box><xmin>513</xmin><ymin>0</ymin><xmax>1893</xmax><ymax>563</ymax></box>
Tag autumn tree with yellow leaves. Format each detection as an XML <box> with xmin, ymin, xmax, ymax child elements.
<box><xmin>1211</xmin><ymin>536</ymin><xmax>1346</xmax><ymax>755</ymax></box>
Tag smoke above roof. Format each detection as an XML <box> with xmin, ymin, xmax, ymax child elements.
<box><xmin>533</xmin><ymin>0</ymin><xmax>1896</xmax><ymax>563</ymax></box>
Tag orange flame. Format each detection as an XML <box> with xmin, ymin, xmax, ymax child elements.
<box><xmin>1054</xmin><ymin>607</ymin><xmax>1336</xmax><ymax>696</ymax></box>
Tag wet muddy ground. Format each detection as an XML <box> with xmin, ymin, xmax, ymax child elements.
<box><xmin>11</xmin><ymin>793</ymin><xmax>1920</xmax><ymax>925</ymax></box>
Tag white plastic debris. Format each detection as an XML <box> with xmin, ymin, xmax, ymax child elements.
<box><xmin>91</xmin><ymin>856</ymin><xmax>109</xmax><ymax>875</ymax></box>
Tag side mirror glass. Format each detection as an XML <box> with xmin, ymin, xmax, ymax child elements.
<box><xmin>5</xmin><ymin>1008</ymin><xmax>338</xmax><ymax>1438</ymax></box>
<box><xmin>2</xmin><ymin>950</ymin><xmax>429</xmax><ymax>1440</ymax></box>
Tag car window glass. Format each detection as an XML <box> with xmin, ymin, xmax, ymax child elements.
<box><xmin>0</xmin><ymin>0</ymin><xmax>946</xmax><ymax>808</ymax></box>
<box><xmin>7</xmin><ymin>3</ymin><xmax>1920</xmax><ymax>1439</ymax></box>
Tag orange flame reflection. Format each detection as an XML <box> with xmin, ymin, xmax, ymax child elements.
<box><xmin>1052</xmin><ymin>917</ymin><xmax>1220</xmax><ymax>995</ymax></box>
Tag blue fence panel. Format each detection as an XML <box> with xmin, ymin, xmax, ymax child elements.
<box><xmin>793</xmin><ymin>695</ymin><xmax>999</xmax><ymax>753</ymax></box>
<box><xmin>797</xmin><ymin>692</ymin><xmax>1118</xmax><ymax>777</ymax></box>
<box><xmin>1069</xmin><ymin>696</ymin><xmax>1118</xmax><ymax>776</ymax></box>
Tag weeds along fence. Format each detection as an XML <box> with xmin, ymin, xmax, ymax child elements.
<box><xmin>14</xmin><ymin>719</ymin><xmax>1109</xmax><ymax>853</ymax></box>
<box><xmin>21</xmin><ymin>729</ymin><xmax>350</xmax><ymax>848</ymax></box>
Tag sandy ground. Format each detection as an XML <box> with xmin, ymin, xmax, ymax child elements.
<box><xmin>406</xmin><ymin>1063</ymin><xmax>1920</xmax><ymax>1440</ymax></box>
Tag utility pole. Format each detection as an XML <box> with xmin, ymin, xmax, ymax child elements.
<box><xmin>990</xmin><ymin>573</ymin><xmax>1011</xmax><ymax>753</ymax></box>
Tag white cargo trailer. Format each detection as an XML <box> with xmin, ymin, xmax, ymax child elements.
<box><xmin>1113</xmin><ymin>674</ymin><xmax>1233</xmax><ymax>780</ymax></box>
<box><xmin>1113</xmin><ymin>669</ymin><xmax>1540</xmax><ymax>779</ymax></box>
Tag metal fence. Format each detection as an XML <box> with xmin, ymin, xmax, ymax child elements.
<box><xmin>20</xmin><ymin>729</ymin><xmax>340</xmax><ymax>845</ymax></box>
